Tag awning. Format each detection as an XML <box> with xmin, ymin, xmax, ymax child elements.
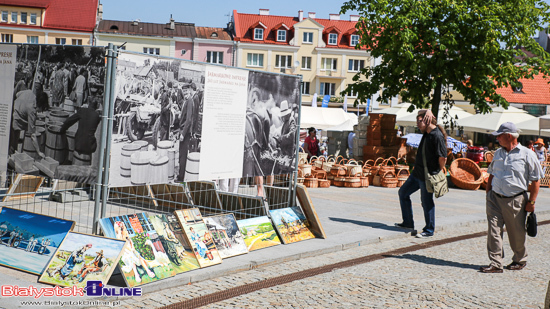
<box><xmin>299</xmin><ymin>106</ymin><xmax>358</xmax><ymax>130</ymax></box>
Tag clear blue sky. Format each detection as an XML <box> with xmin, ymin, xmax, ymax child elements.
<box><xmin>100</xmin><ymin>0</ymin><xmax>359</xmax><ymax>28</ymax></box>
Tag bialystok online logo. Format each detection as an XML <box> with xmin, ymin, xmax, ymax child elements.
<box><xmin>2</xmin><ymin>281</ymin><xmax>142</xmax><ymax>299</ymax></box>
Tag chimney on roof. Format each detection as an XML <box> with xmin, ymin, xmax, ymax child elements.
<box><xmin>350</xmin><ymin>15</ymin><xmax>359</xmax><ymax>22</ymax></box>
<box><xmin>298</xmin><ymin>10</ymin><xmax>303</xmax><ymax>22</ymax></box>
<box><xmin>259</xmin><ymin>9</ymin><xmax>269</xmax><ymax>15</ymax></box>
<box><xmin>132</xmin><ymin>19</ymin><xmax>139</xmax><ymax>26</ymax></box>
<box><xmin>308</xmin><ymin>12</ymin><xmax>316</xmax><ymax>19</ymax></box>
<box><xmin>329</xmin><ymin>14</ymin><xmax>340</xmax><ymax>20</ymax></box>
<box><xmin>170</xmin><ymin>15</ymin><xmax>175</xmax><ymax>30</ymax></box>
<box><xmin>97</xmin><ymin>4</ymin><xmax>103</xmax><ymax>21</ymax></box>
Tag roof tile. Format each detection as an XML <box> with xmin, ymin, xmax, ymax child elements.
<box><xmin>495</xmin><ymin>74</ymin><xmax>550</xmax><ymax>105</ymax></box>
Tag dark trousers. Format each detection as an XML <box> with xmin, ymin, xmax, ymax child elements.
<box><xmin>178</xmin><ymin>134</ymin><xmax>191</xmax><ymax>182</ymax></box>
<box><xmin>398</xmin><ymin>174</ymin><xmax>436</xmax><ymax>234</ymax></box>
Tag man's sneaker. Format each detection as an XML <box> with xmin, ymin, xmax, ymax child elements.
<box><xmin>394</xmin><ymin>223</ymin><xmax>414</xmax><ymax>230</ymax></box>
<box><xmin>415</xmin><ymin>232</ymin><xmax>433</xmax><ymax>238</ymax></box>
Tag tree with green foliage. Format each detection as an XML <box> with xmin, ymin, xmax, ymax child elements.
<box><xmin>341</xmin><ymin>0</ymin><xmax>550</xmax><ymax>120</ymax></box>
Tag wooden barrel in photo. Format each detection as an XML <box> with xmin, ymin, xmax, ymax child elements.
<box><xmin>35</xmin><ymin>120</ymin><xmax>46</xmax><ymax>129</ymax></box>
<box><xmin>63</xmin><ymin>98</ymin><xmax>75</xmax><ymax>113</ymax></box>
<box><xmin>130</xmin><ymin>151</ymin><xmax>157</xmax><ymax>185</ymax></box>
<box><xmin>36</xmin><ymin>127</ymin><xmax>46</xmax><ymax>152</ymax></box>
<box><xmin>149</xmin><ymin>155</ymin><xmax>169</xmax><ymax>184</ymax></box>
<box><xmin>157</xmin><ymin>140</ymin><xmax>173</xmax><ymax>157</ymax></box>
<box><xmin>73</xmin><ymin>151</ymin><xmax>91</xmax><ymax>166</ymax></box>
<box><xmin>48</xmin><ymin>110</ymin><xmax>70</xmax><ymax>124</ymax></box>
<box><xmin>66</xmin><ymin>130</ymin><xmax>76</xmax><ymax>162</ymax></box>
<box><xmin>23</xmin><ymin>132</ymin><xmax>40</xmax><ymax>159</ymax></box>
<box><xmin>133</xmin><ymin>140</ymin><xmax>149</xmax><ymax>151</ymax></box>
<box><xmin>184</xmin><ymin>152</ymin><xmax>200</xmax><ymax>181</ymax></box>
<box><xmin>120</xmin><ymin>144</ymin><xmax>141</xmax><ymax>177</ymax></box>
<box><xmin>168</xmin><ymin>149</ymin><xmax>176</xmax><ymax>181</ymax></box>
<box><xmin>36</xmin><ymin>112</ymin><xmax>46</xmax><ymax>122</ymax></box>
<box><xmin>45</xmin><ymin>125</ymin><xmax>67</xmax><ymax>164</ymax></box>
<box><xmin>47</xmin><ymin>121</ymin><xmax>63</xmax><ymax>128</ymax></box>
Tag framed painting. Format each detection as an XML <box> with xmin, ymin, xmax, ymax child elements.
<box><xmin>236</xmin><ymin>216</ymin><xmax>281</xmax><ymax>251</ymax></box>
<box><xmin>0</xmin><ymin>207</ymin><xmax>75</xmax><ymax>275</ymax></box>
<box><xmin>99</xmin><ymin>213</ymin><xmax>176</xmax><ymax>287</ymax></box>
<box><xmin>174</xmin><ymin>209</ymin><xmax>222</xmax><ymax>268</ymax></box>
<box><xmin>204</xmin><ymin>214</ymin><xmax>248</xmax><ymax>259</ymax></box>
<box><xmin>39</xmin><ymin>232</ymin><xmax>127</xmax><ymax>288</ymax></box>
<box><xmin>148</xmin><ymin>214</ymin><xmax>200</xmax><ymax>274</ymax></box>
<box><xmin>269</xmin><ymin>207</ymin><xmax>316</xmax><ymax>244</ymax></box>
<box><xmin>174</xmin><ymin>208</ymin><xmax>203</xmax><ymax>225</ymax></box>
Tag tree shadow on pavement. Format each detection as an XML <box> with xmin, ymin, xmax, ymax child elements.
<box><xmin>329</xmin><ymin>217</ymin><xmax>413</xmax><ymax>232</ymax></box>
<box><xmin>383</xmin><ymin>253</ymin><xmax>480</xmax><ymax>270</ymax></box>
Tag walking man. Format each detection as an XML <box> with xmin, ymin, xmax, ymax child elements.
<box><xmin>395</xmin><ymin>109</ymin><xmax>447</xmax><ymax>238</ymax></box>
<box><xmin>480</xmin><ymin>122</ymin><xmax>542</xmax><ymax>273</ymax></box>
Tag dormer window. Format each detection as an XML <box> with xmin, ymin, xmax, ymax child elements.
<box><xmin>211</xmin><ymin>32</ymin><xmax>218</xmax><ymax>38</ymax></box>
<box><xmin>328</xmin><ymin>33</ymin><xmax>338</xmax><ymax>45</ymax></box>
<box><xmin>254</xmin><ymin>28</ymin><xmax>264</xmax><ymax>40</ymax></box>
<box><xmin>277</xmin><ymin>30</ymin><xmax>286</xmax><ymax>42</ymax></box>
<box><xmin>110</xmin><ymin>25</ymin><xmax>119</xmax><ymax>30</ymax></box>
<box><xmin>512</xmin><ymin>82</ymin><xmax>524</xmax><ymax>93</ymax></box>
<box><xmin>350</xmin><ymin>34</ymin><xmax>359</xmax><ymax>46</ymax></box>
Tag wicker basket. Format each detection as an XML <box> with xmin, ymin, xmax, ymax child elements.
<box><xmin>299</xmin><ymin>147</ymin><xmax>308</xmax><ymax>165</ymax></box>
<box><xmin>330</xmin><ymin>165</ymin><xmax>347</xmax><ymax>177</ymax></box>
<box><xmin>484</xmin><ymin>151</ymin><xmax>494</xmax><ymax>163</ymax></box>
<box><xmin>449</xmin><ymin>158</ymin><xmax>483</xmax><ymax>190</ymax></box>
<box><xmin>380</xmin><ymin>171</ymin><xmax>398</xmax><ymax>188</ymax></box>
<box><xmin>317</xmin><ymin>172</ymin><xmax>331</xmax><ymax>188</ymax></box>
<box><xmin>333</xmin><ymin>175</ymin><xmax>346</xmax><ymax>187</ymax></box>
<box><xmin>359</xmin><ymin>174</ymin><xmax>369</xmax><ymax>187</ymax></box>
<box><xmin>363</xmin><ymin>159</ymin><xmax>374</xmax><ymax>175</ymax></box>
<box><xmin>304</xmin><ymin>174</ymin><xmax>319</xmax><ymax>188</ymax></box>
<box><xmin>344</xmin><ymin>169</ymin><xmax>362</xmax><ymax>188</ymax></box>
<box><xmin>345</xmin><ymin>160</ymin><xmax>362</xmax><ymax>177</ymax></box>
<box><xmin>379</xmin><ymin>157</ymin><xmax>396</xmax><ymax>175</ymax></box>
<box><xmin>313</xmin><ymin>156</ymin><xmax>325</xmax><ymax>169</ymax></box>
<box><xmin>396</xmin><ymin>169</ymin><xmax>410</xmax><ymax>187</ymax></box>
<box><xmin>297</xmin><ymin>169</ymin><xmax>305</xmax><ymax>184</ymax></box>
<box><xmin>327</xmin><ymin>174</ymin><xmax>335</xmax><ymax>186</ymax></box>
<box><xmin>323</xmin><ymin>156</ymin><xmax>336</xmax><ymax>173</ymax></box>
<box><xmin>312</xmin><ymin>169</ymin><xmax>327</xmax><ymax>179</ymax></box>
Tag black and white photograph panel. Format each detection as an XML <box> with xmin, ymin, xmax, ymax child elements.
<box><xmin>110</xmin><ymin>51</ymin><xmax>205</xmax><ymax>186</ymax></box>
<box><xmin>8</xmin><ymin>44</ymin><xmax>105</xmax><ymax>184</ymax></box>
<box><xmin>243</xmin><ymin>71</ymin><xmax>300</xmax><ymax>178</ymax></box>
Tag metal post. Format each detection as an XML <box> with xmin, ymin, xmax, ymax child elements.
<box><xmin>289</xmin><ymin>75</ymin><xmax>303</xmax><ymax>207</ymax></box>
<box><xmin>92</xmin><ymin>43</ymin><xmax>114</xmax><ymax>234</ymax></box>
<box><xmin>100</xmin><ymin>45</ymin><xmax>118</xmax><ymax>220</ymax></box>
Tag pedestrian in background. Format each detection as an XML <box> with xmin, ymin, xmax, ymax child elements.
<box><xmin>534</xmin><ymin>138</ymin><xmax>547</xmax><ymax>165</ymax></box>
<box><xmin>303</xmin><ymin>127</ymin><xmax>319</xmax><ymax>160</ymax></box>
<box><xmin>480</xmin><ymin>122</ymin><xmax>542</xmax><ymax>273</ymax></box>
<box><xmin>395</xmin><ymin>109</ymin><xmax>447</xmax><ymax>238</ymax></box>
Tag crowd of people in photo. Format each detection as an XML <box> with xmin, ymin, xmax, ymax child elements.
<box><xmin>0</xmin><ymin>227</ymin><xmax>51</xmax><ymax>254</ymax></box>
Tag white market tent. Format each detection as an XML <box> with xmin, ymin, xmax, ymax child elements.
<box><xmin>326</xmin><ymin>119</ymin><xmax>357</xmax><ymax>131</ymax></box>
<box><xmin>300</xmin><ymin>106</ymin><xmax>358</xmax><ymax>130</ymax></box>
<box><xmin>372</xmin><ymin>103</ymin><xmax>414</xmax><ymax>120</ymax></box>
<box><xmin>515</xmin><ymin>115</ymin><xmax>550</xmax><ymax>137</ymax></box>
<box><xmin>456</xmin><ymin>106</ymin><xmax>536</xmax><ymax>134</ymax></box>
<box><xmin>397</xmin><ymin>105</ymin><xmax>474</xmax><ymax>127</ymax></box>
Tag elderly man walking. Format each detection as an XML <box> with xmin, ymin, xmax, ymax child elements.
<box><xmin>480</xmin><ymin>122</ymin><xmax>543</xmax><ymax>273</ymax></box>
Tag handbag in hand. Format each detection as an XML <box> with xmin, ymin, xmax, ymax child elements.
<box><xmin>422</xmin><ymin>140</ymin><xmax>448</xmax><ymax>198</ymax></box>
<box><xmin>526</xmin><ymin>212</ymin><xmax>537</xmax><ymax>237</ymax></box>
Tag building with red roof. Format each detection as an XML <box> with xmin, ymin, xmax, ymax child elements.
<box><xmin>0</xmin><ymin>0</ymin><xmax>99</xmax><ymax>45</ymax></box>
<box><xmin>232</xmin><ymin>9</ymin><xmax>371</xmax><ymax>109</ymax></box>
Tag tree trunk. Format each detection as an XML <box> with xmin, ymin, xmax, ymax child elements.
<box><xmin>431</xmin><ymin>79</ymin><xmax>442</xmax><ymax>118</ymax></box>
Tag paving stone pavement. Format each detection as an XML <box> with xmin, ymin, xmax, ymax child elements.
<box><xmin>105</xmin><ymin>215</ymin><xmax>550</xmax><ymax>309</ymax></box>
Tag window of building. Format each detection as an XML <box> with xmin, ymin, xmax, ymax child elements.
<box><xmin>20</xmin><ymin>12</ymin><xmax>27</xmax><ymax>24</ymax></box>
<box><xmin>303</xmin><ymin>32</ymin><xmax>313</xmax><ymax>43</ymax></box>
<box><xmin>247</xmin><ymin>53</ymin><xmax>264</xmax><ymax>67</ymax></box>
<box><xmin>11</xmin><ymin>12</ymin><xmax>17</xmax><ymax>23</ymax></box>
<box><xmin>27</xmin><ymin>36</ymin><xmax>38</xmax><ymax>44</ymax></box>
<box><xmin>320</xmin><ymin>82</ymin><xmax>336</xmax><ymax>96</ymax></box>
<box><xmin>1</xmin><ymin>11</ymin><xmax>8</xmax><ymax>22</ymax></box>
<box><xmin>1</xmin><ymin>34</ymin><xmax>13</xmax><ymax>43</ymax></box>
<box><xmin>350</xmin><ymin>35</ymin><xmax>359</xmax><ymax>46</ymax></box>
<box><xmin>143</xmin><ymin>47</ymin><xmax>160</xmax><ymax>55</ymax></box>
<box><xmin>55</xmin><ymin>38</ymin><xmax>66</xmax><ymax>45</ymax></box>
<box><xmin>206</xmin><ymin>51</ymin><xmax>223</xmax><ymax>64</ymax></box>
<box><xmin>348</xmin><ymin>59</ymin><xmax>365</xmax><ymax>72</ymax></box>
<box><xmin>328</xmin><ymin>33</ymin><xmax>338</xmax><ymax>45</ymax></box>
<box><xmin>301</xmin><ymin>56</ymin><xmax>311</xmax><ymax>70</ymax></box>
<box><xmin>275</xmin><ymin>55</ymin><xmax>292</xmax><ymax>68</ymax></box>
<box><xmin>277</xmin><ymin>30</ymin><xmax>286</xmax><ymax>42</ymax></box>
<box><xmin>254</xmin><ymin>28</ymin><xmax>264</xmax><ymax>40</ymax></box>
<box><xmin>30</xmin><ymin>13</ymin><xmax>36</xmax><ymax>25</ymax></box>
<box><xmin>321</xmin><ymin>58</ymin><xmax>337</xmax><ymax>71</ymax></box>
<box><xmin>301</xmin><ymin>82</ymin><xmax>310</xmax><ymax>95</ymax></box>
<box><xmin>72</xmin><ymin>39</ymin><xmax>82</xmax><ymax>45</ymax></box>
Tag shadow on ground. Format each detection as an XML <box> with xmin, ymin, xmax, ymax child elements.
<box><xmin>383</xmin><ymin>253</ymin><xmax>480</xmax><ymax>270</ymax></box>
<box><xmin>329</xmin><ymin>217</ymin><xmax>415</xmax><ymax>233</ymax></box>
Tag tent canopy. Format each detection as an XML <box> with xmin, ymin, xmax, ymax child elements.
<box><xmin>397</xmin><ymin>105</ymin><xmax>474</xmax><ymax>127</ymax></box>
<box><xmin>515</xmin><ymin>115</ymin><xmax>550</xmax><ymax>137</ymax></box>
<box><xmin>372</xmin><ymin>103</ymin><xmax>414</xmax><ymax>119</ymax></box>
<box><xmin>300</xmin><ymin>106</ymin><xmax>358</xmax><ymax>130</ymax></box>
<box><xmin>402</xmin><ymin>133</ymin><xmax>467</xmax><ymax>154</ymax></box>
<box><xmin>456</xmin><ymin>106</ymin><xmax>535</xmax><ymax>134</ymax></box>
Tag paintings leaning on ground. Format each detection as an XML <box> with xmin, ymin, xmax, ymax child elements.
<box><xmin>0</xmin><ymin>43</ymin><xmax>105</xmax><ymax>184</ymax></box>
<box><xmin>174</xmin><ymin>208</ymin><xmax>222</xmax><ymax>268</ymax></box>
<box><xmin>39</xmin><ymin>232</ymin><xmax>127</xmax><ymax>288</ymax></box>
<box><xmin>110</xmin><ymin>51</ymin><xmax>300</xmax><ymax>187</ymax></box>
<box><xmin>236</xmin><ymin>216</ymin><xmax>281</xmax><ymax>252</ymax></box>
<box><xmin>269</xmin><ymin>206</ymin><xmax>315</xmax><ymax>244</ymax></box>
<box><xmin>203</xmin><ymin>214</ymin><xmax>248</xmax><ymax>259</ymax></box>
<box><xmin>99</xmin><ymin>213</ymin><xmax>178</xmax><ymax>287</ymax></box>
<box><xmin>0</xmin><ymin>207</ymin><xmax>75</xmax><ymax>275</ymax></box>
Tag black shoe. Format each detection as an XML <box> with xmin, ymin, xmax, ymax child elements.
<box><xmin>394</xmin><ymin>223</ymin><xmax>414</xmax><ymax>230</ymax></box>
<box><xmin>506</xmin><ymin>262</ymin><xmax>526</xmax><ymax>270</ymax></box>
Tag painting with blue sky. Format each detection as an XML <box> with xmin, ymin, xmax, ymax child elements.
<box><xmin>269</xmin><ymin>207</ymin><xmax>315</xmax><ymax>244</ymax></box>
<box><xmin>0</xmin><ymin>207</ymin><xmax>75</xmax><ymax>274</ymax></box>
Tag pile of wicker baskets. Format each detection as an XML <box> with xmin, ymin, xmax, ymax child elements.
<box><xmin>449</xmin><ymin>158</ymin><xmax>483</xmax><ymax>190</ymax></box>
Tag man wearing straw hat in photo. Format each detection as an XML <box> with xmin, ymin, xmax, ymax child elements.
<box><xmin>479</xmin><ymin>122</ymin><xmax>542</xmax><ymax>273</ymax></box>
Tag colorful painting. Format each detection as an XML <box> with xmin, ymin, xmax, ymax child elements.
<box><xmin>174</xmin><ymin>209</ymin><xmax>222</xmax><ymax>268</ymax></box>
<box><xmin>39</xmin><ymin>232</ymin><xmax>127</xmax><ymax>288</ymax></box>
<box><xmin>148</xmin><ymin>214</ymin><xmax>200</xmax><ymax>273</ymax></box>
<box><xmin>99</xmin><ymin>213</ymin><xmax>176</xmax><ymax>287</ymax></box>
<box><xmin>204</xmin><ymin>214</ymin><xmax>248</xmax><ymax>259</ymax></box>
<box><xmin>236</xmin><ymin>216</ymin><xmax>281</xmax><ymax>251</ymax></box>
<box><xmin>269</xmin><ymin>207</ymin><xmax>316</xmax><ymax>244</ymax></box>
<box><xmin>0</xmin><ymin>207</ymin><xmax>75</xmax><ymax>274</ymax></box>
